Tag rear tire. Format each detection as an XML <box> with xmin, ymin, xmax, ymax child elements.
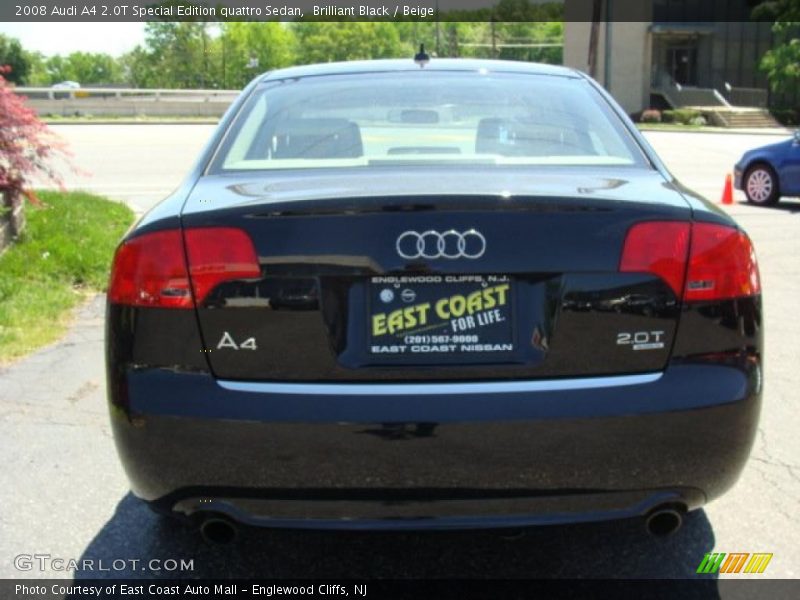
<box><xmin>744</xmin><ymin>164</ymin><xmax>780</xmax><ymax>206</ymax></box>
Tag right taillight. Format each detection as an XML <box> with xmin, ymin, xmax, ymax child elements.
<box><xmin>620</xmin><ymin>221</ymin><xmax>760</xmax><ymax>302</ymax></box>
<box><xmin>684</xmin><ymin>222</ymin><xmax>760</xmax><ymax>302</ymax></box>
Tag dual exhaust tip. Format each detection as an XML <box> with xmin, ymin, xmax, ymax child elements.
<box><xmin>197</xmin><ymin>505</ymin><xmax>684</xmax><ymax>544</ymax></box>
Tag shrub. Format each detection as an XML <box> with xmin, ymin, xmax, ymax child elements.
<box><xmin>663</xmin><ymin>108</ymin><xmax>703</xmax><ymax>125</ymax></box>
<box><xmin>640</xmin><ymin>109</ymin><xmax>662</xmax><ymax>123</ymax></box>
<box><xmin>771</xmin><ymin>108</ymin><xmax>799</xmax><ymax>127</ymax></box>
<box><xmin>0</xmin><ymin>66</ymin><xmax>69</xmax><ymax>203</ymax></box>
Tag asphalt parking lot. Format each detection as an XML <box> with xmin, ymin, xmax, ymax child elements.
<box><xmin>0</xmin><ymin>125</ymin><xmax>798</xmax><ymax>582</ymax></box>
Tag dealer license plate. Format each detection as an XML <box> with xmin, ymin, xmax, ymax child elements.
<box><xmin>367</xmin><ymin>274</ymin><xmax>515</xmax><ymax>363</ymax></box>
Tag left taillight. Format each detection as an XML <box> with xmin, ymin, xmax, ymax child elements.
<box><xmin>184</xmin><ymin>227</ymin><xmax>261</xmax><ymax>304</ymax></box>
<box><xmin>109</xmin><ymin>229</ymin><xmax>193</xmax><ymax>308</ymax></box>
<box><xmin>108</xmin><ymin>227</ymin><xmax>260</xmax><ymax>308</ymax></box>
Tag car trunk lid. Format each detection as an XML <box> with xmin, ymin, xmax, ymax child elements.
<box><xmin>181</xmin><ymin>167</ymin><xmax>692</xmax><ymax>381</ymax></box>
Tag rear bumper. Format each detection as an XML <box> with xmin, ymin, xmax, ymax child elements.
<box><xmin>110</xmin><ymin>362</ymin><xmax>761</xmax><ymax>529</ymax></box>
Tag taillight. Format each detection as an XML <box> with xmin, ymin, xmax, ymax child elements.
<box><xmin>184</xmin><ymin>227</ymin><xmax>260</xmax><ymax>303</ymax></box>
<box><xmin>620</xmin><ymin>221</ymin><xmax>690</xmax><ymax>297</ymax></box>
<box><xmin>108</xmin><ymin>230</ymin><xmax>193</xmax><ymax>308</ymax></box>
<box><xmin>684</xmin><ymin>222</ymin><xmax>760</xmax><ymax>302</ymax></box>
<box><xmin>620</xmin><ymin>221</ymin><xmax>760</xmax><ymax>302</ymax></box>
<box><xmin>108</xmin><ymin>227</ymin><xmax>260</xmax><ymax>308</ymax></box>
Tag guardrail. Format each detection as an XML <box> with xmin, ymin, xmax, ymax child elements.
<box><xmin>13</xmin><ymin>87</ymin><xmax>240</xmax><ymax>117</ymax></box>
<box><xmin>14</xmin><ymin>87</ymin><xmax>240</xmax><ymax>101</ymax></box>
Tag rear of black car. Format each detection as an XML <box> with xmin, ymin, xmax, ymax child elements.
<box><xmin>106</xmin><ymin>61</ymin><xmax>762</xmax><ymax>532</ymax></box>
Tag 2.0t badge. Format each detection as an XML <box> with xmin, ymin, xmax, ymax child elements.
<box><xmin>617</xmin><ymin>330</ymin><xmax>666</xmax><ymax>351</ymax></box>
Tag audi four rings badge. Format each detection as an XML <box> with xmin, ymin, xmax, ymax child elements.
<box><xmin>396</xmin><ymin>230</ymin><xmax>487</xmax><ymax>260</ymax></box>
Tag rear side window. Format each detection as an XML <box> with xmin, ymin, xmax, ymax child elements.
<box><xmin>210</xmin><ymin>71</ymin><xmax>645</xmax><ymax>172</ymax></box>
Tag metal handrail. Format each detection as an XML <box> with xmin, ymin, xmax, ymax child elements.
<box><xmin>712</xmin><ymin>89</ymin><xmax>733</xmax><ymax>108</ymax></box>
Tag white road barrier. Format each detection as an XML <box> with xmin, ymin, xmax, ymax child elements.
<box><xmin>14</xmin><ymin>87</ymin><xmax>239</xmax><ymax>117</ymax></box>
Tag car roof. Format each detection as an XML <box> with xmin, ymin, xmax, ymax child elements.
<box><xmin>260</xmin><ymin>59</ymin><xmax>581</xmax><ymax>82</ymax></box>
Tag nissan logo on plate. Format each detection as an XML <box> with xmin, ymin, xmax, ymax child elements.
<box><xmin>396</xmin><ymin>230</ymin><xmax>487</xmax><ymax>260</ymax></box>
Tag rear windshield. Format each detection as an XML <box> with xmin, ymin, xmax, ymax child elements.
<box><xmin>210</xmin><ymin>70</ymin><xmax>646</xmax><ymax>173</ymax></box>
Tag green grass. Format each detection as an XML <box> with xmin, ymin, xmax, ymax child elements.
<box><xmin>0</xmin><ymin>190</ymin><xmax>134</xmax><ymax>362</ymax></box>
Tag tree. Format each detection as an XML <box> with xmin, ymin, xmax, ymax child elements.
<box><xmin>120</xmin><ymin>46</ymin><xmax>158</xmax><ymax>88</ymax></box>
<box><xmin>492</xmin><ymin>21</ymin><xmax>563</xmax><ymax>62</ymax></box>
<box><xmin>41</xmin><ymin>55</ymin><xmax>73</xmax><ymax>84</ymax></box>
<box><xmin>23</xmin><ymin>51</ymin><xmax>50</xmax><ymax>86</ymax></box>
<box><xmin>219</xmin><ymin>23</ymin><xmax>296</xmax><ymax>88</ymax></box>
<box><xmin>752</xmin><ymin>0</ymin><xmax>800</xmax><ymax>21</ymax></box>
<box><xmin>393</xmin><ymin>21</ymin><xmax>562</xmax><ymax>62</ymax></box>
<box><xmin>755</xmin><ymin>0</ymin><xmax>800</xmax><ymax>95</ymax></box>
<box><xmin>292</xmin><ymin>22</ymin><xmax>406</xmax><ymax>65</ymax></box>
<box><xmin>760</xmin><ymin>20</ymin><xmax>800</xmax><ymax>95</ymax></box>
<box><xmin>125</xmin><ymin>22</ymin><xmax>210</xmax><ymax>89</ymax></box>
<box><xmin>62</xmin><ymin>52</ymin><xmax>122</xmax><ymax>85</ymax></box>
<box><xmin>0</xmin><ymin>34</ymin><xmax>30</xmax><ymax>84</ymax></box>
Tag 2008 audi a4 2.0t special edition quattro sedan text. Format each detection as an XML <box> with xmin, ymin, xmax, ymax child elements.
<box><xmin>106</xmin><ymin>59</ymin><xmax>762</xmax><ymax>540</ymax></box>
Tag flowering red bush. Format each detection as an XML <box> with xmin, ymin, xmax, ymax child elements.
<box><xmin>0</xmin><ymin>66</ymin><xmax>68</xmax><ymax>203</ymax></box>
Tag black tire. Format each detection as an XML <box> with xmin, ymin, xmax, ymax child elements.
<box><xmin>743</xmin><ymin>163</ymin><xmax>780</xmax><ymax>206</ymax></box>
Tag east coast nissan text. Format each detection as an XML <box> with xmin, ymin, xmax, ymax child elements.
<box><xmin>106</xmin><ymin>59</ymin><xmax>762</xmax><ymax>540</ymax></box>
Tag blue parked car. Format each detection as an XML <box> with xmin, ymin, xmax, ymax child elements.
<box><xmin>735</xmin><ymin>130</ymin><xmax>800</xmax><ymax>205</ymax></box>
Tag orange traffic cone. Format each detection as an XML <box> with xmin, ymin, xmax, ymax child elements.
<box><xmin>721</xmin><ymin>173</ymin><xmax>734</xmax><ymax>205</ymax></box>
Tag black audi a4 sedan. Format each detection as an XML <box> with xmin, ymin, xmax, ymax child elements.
<box><xmin>106</xmin><ymin>59</ymin><xmax>762</xmax><ymax>540</ymax></box>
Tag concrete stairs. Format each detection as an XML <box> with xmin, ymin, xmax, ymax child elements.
<box><xmin>653</xmin><ymin>83</ymin><xmax>783</xmax><ymax>129</ymax></box>
<box><xmin>702</xmin><ymin>108</ymin><xmax>782</xmax><ymax>128</ymax></box>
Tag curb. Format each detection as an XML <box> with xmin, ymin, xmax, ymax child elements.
<box><xmin>637</xmin><ymin>126</ymin><xmax>793</xmax><ymax>136</ymax></box>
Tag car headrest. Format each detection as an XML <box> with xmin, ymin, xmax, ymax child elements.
<box><xmin>272</xmin><ymin>118</ymin><xmax>363</xmax><ymax>159</ymax></box>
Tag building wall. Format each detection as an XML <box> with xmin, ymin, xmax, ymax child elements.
<box><xmin>605</xmin><ymin>21</ymin><xmax>652</xmax><ymax>114</ymax></box>
<box><xmin>564</xmin><ymin>1</ymin><xmax>653</xmax><ymax>115</ymax></box>
<box><xmin>564</xmin><ymin>21</ymin><xmax>604</xmax><ymax>81</ymax></box>
<box><xmin>710</xmin><ymin>22</ymin><xmax>773</xmax><ymax>90</ymax></box>
<box><xmin>564</xmin><ymin>0</ymin><xmax>776</xmax><ymax>114</ymax></box>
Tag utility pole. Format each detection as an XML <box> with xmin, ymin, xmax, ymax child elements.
<box><xmin>588</xmin><ymin>0</ymin><xmax>603</xmax><ymax>79</ymax></box>
<box><xmin>201</xmin><ymin>23</ymin><xmax>208</xmax><ymax>89</ymax></box>
<box><xmin>221</xmin><ymin>34</ymin><xmax>226</xmax><ymax>89</ymax></box>
<box><xmin>450</xmin><ymin>25</ymin><xmax>459</xmax><ymax>58</ymax></box>
<box><xmin>435</xmin><ymin>0</ymin><xmax>440</xmax><ymax>56</ymax></box>
<box><xmin>491</xmin><ymin>17</ymin><xmax>497</xmax><ymax>58</ymax></box>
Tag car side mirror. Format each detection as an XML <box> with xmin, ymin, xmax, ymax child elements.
<box><xmin>794</xmin><ymin>130</ymin><xmax>800</xmax><ymax>145</ymax></box>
